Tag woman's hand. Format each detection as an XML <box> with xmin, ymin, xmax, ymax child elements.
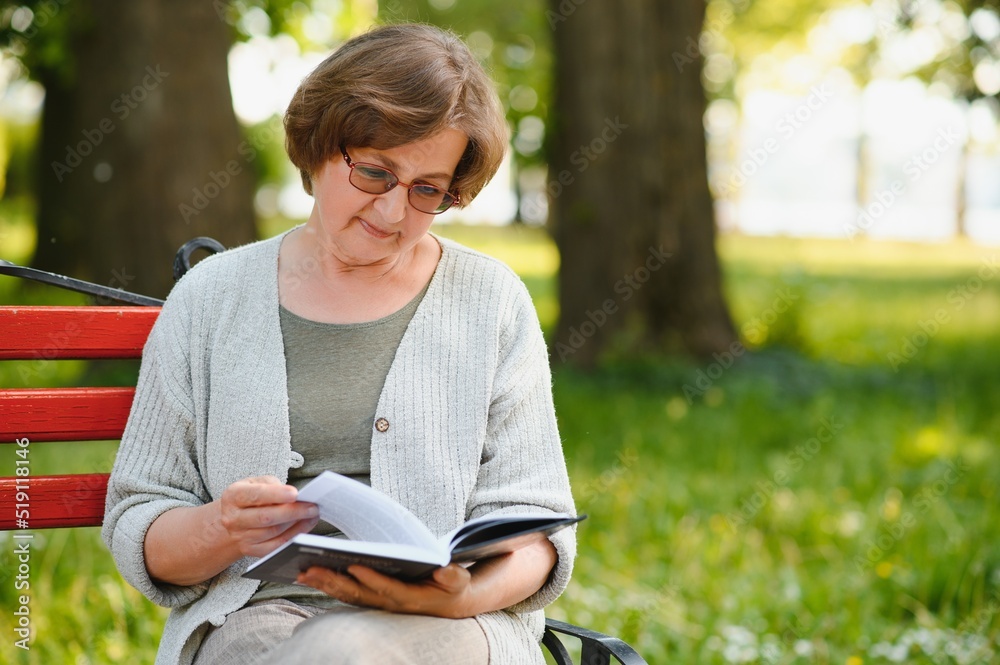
<box><xmin>298</xmin><ymin>563</ymin><xmax>477</xmax><ymax>619</ymax></box>
<box><xmin>144</xmin><ymin>476</ymin><xmax>319</xmax><ymax>586</ymax></box>
<box><xmin>297</xmin><ymin>538</ymin><xmax>558</xmax><ymax>618</ymax></box>
<box><xmin>219</xmin><ymin>476</ymin><xmax>320</xmax><ymax>558</ymax></box>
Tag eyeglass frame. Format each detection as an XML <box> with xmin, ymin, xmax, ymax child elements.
<box><xmin>340</xmin><ymin>147</ymin><xmax>460</xmax><ymax>215</ymax></box>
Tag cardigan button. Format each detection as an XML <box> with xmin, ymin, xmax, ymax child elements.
<box><xmin>374</xmin><ymin>417</ymin><xmax>390</xmax><ymax>433</ymax></box>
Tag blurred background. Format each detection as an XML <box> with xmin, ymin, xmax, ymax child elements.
<box><xmin>1</xmin><ymin>0</ymin><xmax>999</xmax><ymax>663</ymax></box>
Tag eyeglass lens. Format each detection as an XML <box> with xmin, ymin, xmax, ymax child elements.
<box><xmin>349</xmin><ymin>163</ymin><xmax>455</xmax><ymax>214</ymax></box>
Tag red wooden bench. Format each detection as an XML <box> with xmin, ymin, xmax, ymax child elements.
<box><xmin>0</xmin><ymin>243</ymin><xmax>646</xmax><ymax>665</ymax></box>
<box><xmin>0</xmin><ymin>305</ymin><xmax>158</xmax><ymax>528</ymax></box>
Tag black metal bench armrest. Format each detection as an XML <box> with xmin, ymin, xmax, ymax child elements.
<box><xmin>543</xmin><ymin>618</ymin><xmax>648</xmax><ymax>665</ymax></box>
<box><xmin>0</xmin><ymin>236</ymin><xmax>224</xmax><ymax>306</ymax></box>
<box><xmin>0</xmin><ymin>259</ymin><xmax>164</xmax><ymax>306</ymax></box>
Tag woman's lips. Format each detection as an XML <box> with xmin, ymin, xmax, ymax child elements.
<box><xmin>359</xmin><ymin>217</ymin><xmax>392</xmax><ymax>239</ymax></box>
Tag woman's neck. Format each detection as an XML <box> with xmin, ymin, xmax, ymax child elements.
<box><xmin>277</xmin><ymin>226</ymin><xmax>440</xmax><ymax>324</ymax></box>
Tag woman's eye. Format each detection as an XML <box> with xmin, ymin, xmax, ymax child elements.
<box><xmin>357</xmin><ymin>166</ymin><xmax>393</xmax><ymax>182</ymax></box>
<box><xmin>412</xmin><ymin>184</ymin><xmax>444</xmax><ymax>199</ymax></box>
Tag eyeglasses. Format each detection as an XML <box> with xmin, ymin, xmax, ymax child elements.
<box><xmin>340</xmin><ymin>147</ymin><xmax>459</xmax><ymax>215</ymax></box>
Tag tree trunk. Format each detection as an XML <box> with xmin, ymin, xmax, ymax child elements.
<box><xmin>855</xmin><ymin>129</ymin><xmax>871</xmax><ymax>238</ymax></box>
<box><xmin>548</xmin><ymin>0</ymin><xmax>736</xmax><ymax>366</ymax></box>
<box><xmin>33</xmin><ymin>0</ymin><xmax>256</xmax><ymax>300</ymax></box>
<box><xmin>955</xmin><ymin>129</ymin><xmax>968</xmax><ymax>238</ymax></box>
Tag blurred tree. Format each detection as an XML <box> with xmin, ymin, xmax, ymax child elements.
<box><xmin>2</xmin><ymin>0</ymin><xmax>256</xmax><ymax>298</ymax></box>
<box><xmin>378</xmin><ymin>0</ymin><xmax>551</xmax><ymax>223</ymax></box>
<box><xmin>858</xmin><ymin>0</ymin><xmax>1000</xmax><ymax>237</ymax></box>
<box><xmin>548</xmin><ymin>0</ymin><xmax>737</xmax><ymax>364</ymax></box>
<box><xmin>0</xmin><ymin>0</ymin><xmax>391</xmax><ymax>296</ymax></box>
<box><xmin>710</xmin><ymin>0</ymin><xmax>1000</xmax><ymax>238</ymax></box>
<box><xmin>703</xmin><ymin>0</ymin><xmax>850</xmax><ymax>214</ymax></box>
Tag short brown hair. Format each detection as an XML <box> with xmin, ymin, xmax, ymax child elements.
<box><xmin>284</xmin><ymin>23</ymin><xmax>508</xmax><ymax>205</ymax></box>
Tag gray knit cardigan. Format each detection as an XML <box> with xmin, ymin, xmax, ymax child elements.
<box><xmin>101</xmin><ymin>231</ymin><xmax>576</xmax><ymax>665</ymax></box>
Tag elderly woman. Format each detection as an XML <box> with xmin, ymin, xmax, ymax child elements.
<box><xmin>102</xmin><ymin>22</ymin><xmax>576</xmax><ymax>665</ymax></box>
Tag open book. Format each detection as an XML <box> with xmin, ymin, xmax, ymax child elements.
<box><xmin>243</xmin><ymin>471</ymin><xmax>584</xmax><ymax>583</ymax></box>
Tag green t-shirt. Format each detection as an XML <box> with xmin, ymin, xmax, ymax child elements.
<box><xmin>250</xmin><ymin>284</ymin><xmax>427</xmax><ymax>607</ymax></box>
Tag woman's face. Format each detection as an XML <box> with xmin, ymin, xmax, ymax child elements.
<box><xmin>307</xmin><ymin>128</ymin><xmax>469</xmax><ymax>267</ymax></box>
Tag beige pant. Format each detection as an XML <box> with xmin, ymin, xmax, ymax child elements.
<box><xmin>192</xmin><ymin>599</ymin><xmax>489</xmax><ymax>665</ymax></box>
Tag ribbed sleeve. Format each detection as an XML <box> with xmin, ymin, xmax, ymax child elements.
<box><xmin>101</xmin><ymin>288</ymin><xmax>211</xmax><ymax>608</ymax></box>
<box><xmin>470</xmin><ymin>274</ymin><xmax>576</xmax><ymax>614</ymax></box>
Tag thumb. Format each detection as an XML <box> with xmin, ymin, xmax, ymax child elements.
<box><xmin>434</xmin><ymin>564</ymin><xmax>468</xmax><ymax>588</ymax></box>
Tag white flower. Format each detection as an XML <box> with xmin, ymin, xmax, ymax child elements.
<box><xmin>793</xmin><ymin>639</ymin><xmax>814</xmax><ymax>657</ymax></box>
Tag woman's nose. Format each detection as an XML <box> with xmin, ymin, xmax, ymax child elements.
<box><xmin>373</xmin><ymin>184</ymin><xmax>409</xmax><ymax>223</ymax></box>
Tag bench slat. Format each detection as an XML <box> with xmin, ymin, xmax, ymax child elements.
<box><xmin>0</xmin><ymin>387</ymin><xmax>135</xmax><ymax>442</ymax></box>
<box><xmin>0</xmin><ymin>474</ymin><xmax>108</xmax><ymax>528</ymax></box>
<box><xmin>0</xmin><ymin>306</ymin><xmax>159</xmax><ymax>359</ymax></box>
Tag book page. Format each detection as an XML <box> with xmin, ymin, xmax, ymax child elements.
<box><xmin>297</xmin><ymin>471</ymin><xmax>439</xmax><ymax>551</ymax></box>
<box><xmin>442</xmin><ymin>512</ymin><xmax>570</xmax><ymax>545</ymax></box>
<box><xmin>443</xmin><ymin>514</ymin><xmax>584</xmax><ymax>563</ymax></box>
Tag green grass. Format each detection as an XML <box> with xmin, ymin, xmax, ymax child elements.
<box><xmin>539</xmin><ymin>233</ymin><xmax>1000</xmax><ymax>664</ymax></box>
<box><xmin>2</xmin><ymin>218</ymin><xmax>999</xmax><ymax>664</ymax></box>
